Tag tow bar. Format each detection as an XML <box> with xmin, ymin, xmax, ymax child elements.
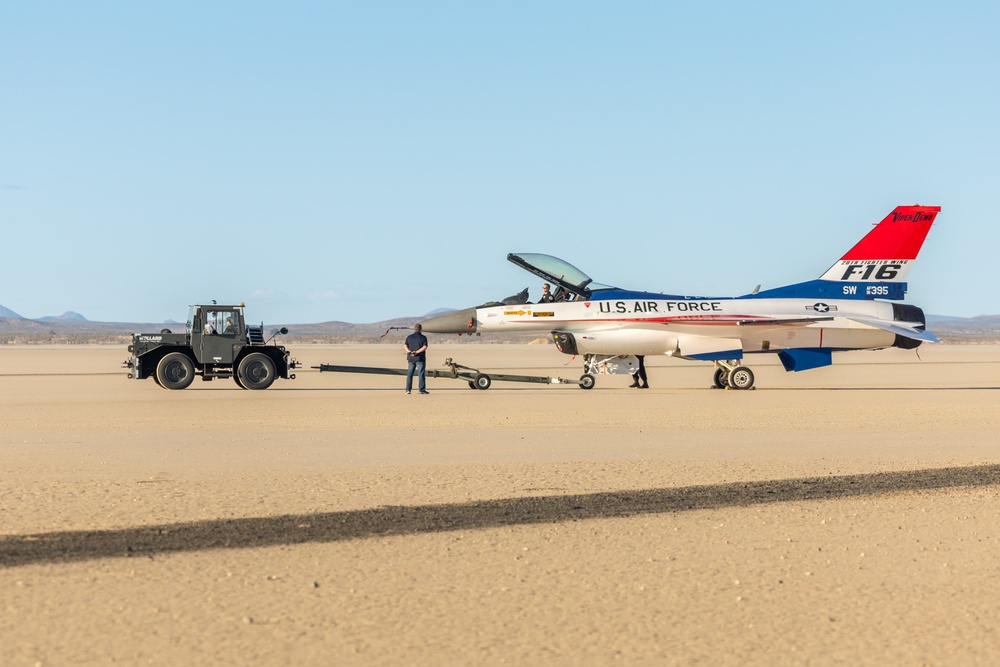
<box><xmin>314</xmin><ymin>357</ymin><xmax>592</xmax><ymax>390</ymax></box>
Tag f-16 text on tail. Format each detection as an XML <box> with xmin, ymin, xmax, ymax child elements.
<box><xmin>421</xmin><ymin>205</ymin><xmax>941</xmax><ymax>390</ymax></box>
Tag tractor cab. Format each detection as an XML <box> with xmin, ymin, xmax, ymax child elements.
<box><xmin>187</xmin><ymin>304</ymin><xmax>246</xmax><ymax>365</ymax></box>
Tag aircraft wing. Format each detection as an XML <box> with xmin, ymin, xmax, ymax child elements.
<box><xmin>845</xmin><ymin>316</ymin><xmax>940</xmax><ymax>343</ymax></box>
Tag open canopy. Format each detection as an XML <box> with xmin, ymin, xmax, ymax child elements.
<box><xmin>507</xmin><ymin>253</ymin><xmax>598</xmax><ymax>299</ymax></box>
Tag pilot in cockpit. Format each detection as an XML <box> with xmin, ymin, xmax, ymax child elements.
<box><xmin>539</xmin><ymin>283</ymin><xmax>555</xmax><ymax>303</ymax></box>
<box><xmin>551</xmin><ymin>286</ymin><xmax>570</xmax><ymax>302</ymax></box>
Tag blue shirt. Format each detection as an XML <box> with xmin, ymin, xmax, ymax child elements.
<box><xmin>405</xmin><ymin>331</ymin><xmax>428</xmax><ymax>362</ymax></box>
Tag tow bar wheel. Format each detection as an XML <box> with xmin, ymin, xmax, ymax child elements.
<box><xmin>474</xmin><ymin>373</ymin><xmax>492</xmax><ymax>390</ymax></box>
<box><xmin>579</xmin><ymin>374</ymin><xmax>596</xmax><ymax>390</ymax></box>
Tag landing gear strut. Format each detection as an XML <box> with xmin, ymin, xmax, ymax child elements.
<box><xmin>712</xmin><ymin>360</ymin><xmax>755</xmax><ymax>390</ymax></box>
<box><xmin>580</xmin><ymin>353</ymin><xmax>644</xmax><ymax>390</ymax></box>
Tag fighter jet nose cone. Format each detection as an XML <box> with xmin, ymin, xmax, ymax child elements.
<box><xmin>421</xmin><ymin>307</ymin><xmax>478</xmax><ymax>334</ymax></box>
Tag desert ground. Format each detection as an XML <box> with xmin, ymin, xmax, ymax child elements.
<box><xmin>2</xmin><ymin>342</ymin><xmax>1000</xmax><ymax>666</ymax></box>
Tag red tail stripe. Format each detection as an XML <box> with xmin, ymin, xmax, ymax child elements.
<box><xmin>839</xmin><ymin>205</ymin><xmax>940</xmax><ymax>261</ymax></box>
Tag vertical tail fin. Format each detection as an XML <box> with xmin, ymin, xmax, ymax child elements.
<box><xmin>819</xmin><ymin>205</ymin><xmax>940</xmax><ymax>283</ymax></box>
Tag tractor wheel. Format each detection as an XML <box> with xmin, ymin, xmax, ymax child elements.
<box><xmin>238</xmin><ymin>353</ymin><xmax>276</xmax><ymax>390</ymax></box>
<box><xmin>156</xmin><ymin>353</ymin><xmax>195</xmax><ymax>390</ymax></box>
<box><xmin>234</xmin><ymin>374</ymin><xmax>247</xmax><ymax>389</ymax></box>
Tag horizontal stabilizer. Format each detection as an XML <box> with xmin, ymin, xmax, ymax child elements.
<box><xmin>846</xmin><ymin>316</ymin><xmax>940</xmax><ymax>343</ymax></box>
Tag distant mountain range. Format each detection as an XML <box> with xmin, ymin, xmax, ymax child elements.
<box><xmin>0</xmin><ymin>306</ymin><xmax>89</xmax><ymax>322</ymax></box>
<box><xmin>2</xmin><ymin>304</ymin><xmax>1000</xmax><ymax>339</ymax></box>
<box><xmin>0</xmin><ymin>304</ymin><xmax>426</xmax><ymax>337</ymax></box>
<box><xmin>37</xmin><ymin>311</ymin><xmax>88</xmax><ymax>322</ymax></box>
<box><xmin>929</xmin><ymin>314</ymin><xmax>1000</xmax><ymax>336</ymax></box>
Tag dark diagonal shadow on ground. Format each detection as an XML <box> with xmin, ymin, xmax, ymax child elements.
<box><xmin>4</xmin><ymin>464</ymin><xmax>999</xmax><ymax>568</ymax></box>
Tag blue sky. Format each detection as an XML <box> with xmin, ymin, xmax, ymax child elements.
<box><xmin>2</xmin><ymin>2</ymin><xmax>997</xmax><ymax>323</ymax></box>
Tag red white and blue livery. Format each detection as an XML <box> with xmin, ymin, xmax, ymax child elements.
<box><xmin>421</xmin><ymin>205</ymin><xmax>941</xmax><ymax>389</ymax></box>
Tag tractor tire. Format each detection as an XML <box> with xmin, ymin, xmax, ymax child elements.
<box><xmin>156</xmin><ymin>353</ymin><xmax>195</xmax><ymax>390</ymax></box>
<box><xmin>238</xmin><ymin>353</ymin><xmax>276</xmax><ymax>390</ymax></box>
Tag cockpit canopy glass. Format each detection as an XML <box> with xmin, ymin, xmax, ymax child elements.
<box><xmin>507</xmin><ymin>253</ymin><xmax>596</xmax><ymax>298</ymax></box>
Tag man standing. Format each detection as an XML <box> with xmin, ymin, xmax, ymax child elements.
<box><xmin>404</xmin><ymin>323</ymin><xmax>429</xmax><ymax>394</ymax></box>
<box><xmin>629</xmin><ymin>355</ymin><xmax>649</xmax><ymax>389</ymax></box>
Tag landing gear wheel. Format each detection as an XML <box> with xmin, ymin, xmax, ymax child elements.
<box><xmin>238</xmin><ymin>353</ymin><xmax>276</xmax><ymax>390</ymax></box>
<box><xmin>156</xmin><ymin>352</ymin><xmax>195</xmax><ymax>390</ymax></box>
<box><xmin>712</xmin><ymin>368</ymin><xmax>729</xmax><ymax>389</ymax></box>
<box><xmin>474</xmin><ymin>373</ymin><xmax>492</xmax><ymax>390</ymax></box>
<box><xmin>727</xmin><ymin>366</ymin><xmax>755</xmax><ymax>390</ymax></box>
<box><xmin>579</xmin><ymin>374</ymin><xmax>596</xmax><ymax>390</ymax></box>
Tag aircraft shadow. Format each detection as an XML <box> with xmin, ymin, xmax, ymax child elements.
<box><xmin>3</xmin><ymin>464</ymin><xmax>999</xmax><ymax>568</ymax></box>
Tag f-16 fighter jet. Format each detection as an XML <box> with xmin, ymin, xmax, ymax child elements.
<box><xmin>421</xmin><ymin>205</ymin><xmax>940</xmax><ymax>389</ymax></box>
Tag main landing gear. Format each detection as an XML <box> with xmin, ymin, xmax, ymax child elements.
<box><xmin>712</xmin><ymin>360</ymin><xmax>755</xmax><ymax>390</ymax></box>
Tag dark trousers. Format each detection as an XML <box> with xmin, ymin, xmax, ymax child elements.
<box><xmin>633</xmin><ymin>355</ymin><xmax>648</xmax><ymax>387</ymax></box>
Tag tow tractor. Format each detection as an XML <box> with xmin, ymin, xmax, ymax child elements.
<box><xmin>314</xmin><ymin>357</ymin><xmax>592</xmax><ymax>390</ymax></box>
<box><xmin>124</xmin><ymin>303</ymin><xmax>297</xmax><ymax>390</ymax></box>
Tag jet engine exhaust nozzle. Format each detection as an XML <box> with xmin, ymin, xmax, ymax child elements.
<box><xmin>420</xmin><ymin>307</ymin><xmax>478</xmax><ymax>334</ymax></box>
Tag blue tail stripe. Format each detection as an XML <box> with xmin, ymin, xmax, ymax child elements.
<box><xmin>748</xmin><ymin>280</ymin><xmax>906</xmax><ymax>301</ymax></box>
